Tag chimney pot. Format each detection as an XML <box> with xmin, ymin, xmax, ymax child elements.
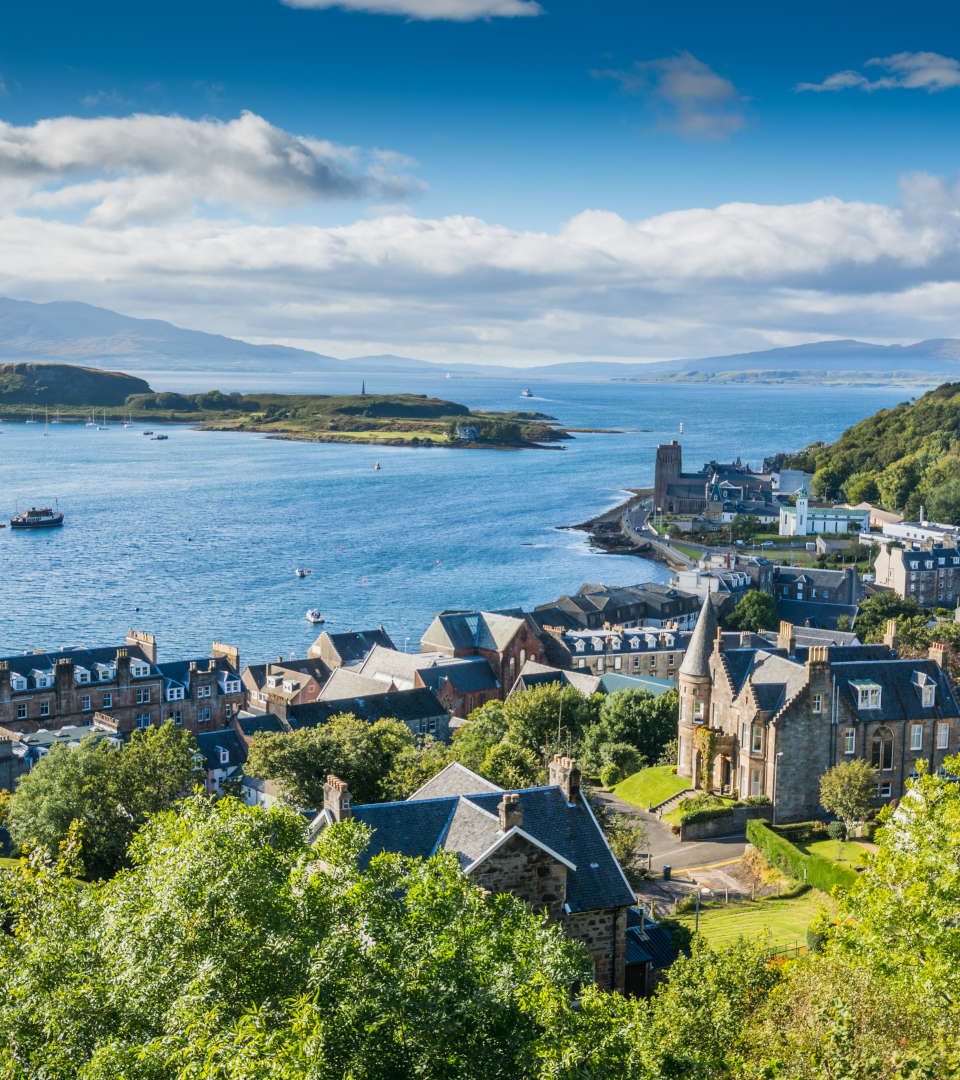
<box><xmin>323</xmin><ymin>774</ymin><xmax>352</xmax><ymax>822</ymax></box>
<box><xmin>778</xmin><ymin>621</ymin><xmax>795</xmax><ymax>656</ymax></box>
<box><xmin>884</xmin><ymin>619</ymin><xmax>899</xmax><ymax>651</ymax></box>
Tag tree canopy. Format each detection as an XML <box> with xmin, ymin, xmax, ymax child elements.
<box><xmin>726</xmin><ymin>590</ymin><xmax>779</xmax><ymax>632</ymax></box>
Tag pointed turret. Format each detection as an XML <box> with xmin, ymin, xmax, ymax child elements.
<box><xmin>679</xmin><ymin>596</ymin><xmax>718</xmax><ymax>678</ymax></box>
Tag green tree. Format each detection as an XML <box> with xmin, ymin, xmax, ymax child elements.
<box><xmin>925</xmin><ymin>475</ymin><xmax>960</xmax><ymax>525</ymax></box>
<box><xmin>819</xmin><ymin>759</ymin><xmax>878</xmax><ymax>836</ymax></box>
<box><xmin>5</xmin><ymin>722</ymin><xmax>197</xmax><ymax>879</ymax></box>
<box><xmin>855</xmin><ymin>591</ymin><xmax>922</xmax><ymax>640</ymax></box>
<box><xmin>0</xmin><ymin>796</ymin><xmax>590</xmax><ymax>1079</ymax></box>
<box><xmin>599</xmin><ymin>742</ymin><xmax>644</xmax><ymax>782</ymax></box>
<box><xmin>727</xmin><ymin>589</ymin><xmax>779</xmax><ymax>632</ymax></box>
<box><xmin>501</xmin><ymin>683</ymin><xmax>601</xmax><ymax>757</ymax></box>
<box><xmin>450</xmin><ymin>700</ymin><xmax>507</xmax><ymax>773</ymax></box>
<box><xmin>842</xmin><ymin>471</ymin><xmax>880</xmax><ymax>506</ymax></box>
<box><xmin>480</xmin><ymin>741</ymin><xmax>542</xmax><ymax>789</ymax></box>
<box><xmin>246</xmin><ymin>713</ymin><xmax>414</xmax><ymax>808</ymax></box>
<box><xmin>380</xmin><ymin>736</ymin><xmax>452</xmax><ymax>801</ymax></box>
<box><xmin>581</xmin><ymin>689</ymin><xmax>679</xmax><ymax>772</ymax></box>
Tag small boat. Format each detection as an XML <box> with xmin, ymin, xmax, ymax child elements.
<box><xmin>520</xmin><ymin>388</ymin><xmax>533</xmax><ymax>398</ymax></box>
<box><xmin>151</xmin><ymin>434</ymin><xmax>169</xmax><ymax>441</ymax></box>
<box><xmin>374</xmin><ymin>462</ymin><xmax>381</xmax><ymax>471</ymax></box>
<box><xmin>11</xmin><ymin>506</ymin><xmax>64</xmax><ymax>529</ymax></box>
<box><xmin>679</xmin><ymin>422</ymin><xmax>685</xmax><ymax>435</ymax></box>
<box><xmin>295</xmin><ymin>568</ymin><xmax>312</xmax><ymax>578</ymax></box>
<box><xmin>305</xmin><ymin>609</ymin><xmax>325</xmax><ymax>625</ymax></box>
<box><xmin>142</xmin><ymin>430</ymin><xmax>154</xmax><ymax>436</ymax></box>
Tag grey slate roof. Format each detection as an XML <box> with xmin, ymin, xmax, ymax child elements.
<box><xmin>234</xmin><ymin>710</ymin><xmax>286</xmax><ymax>737</ymax></box>
<box><xmin>679</xmin><ymin>596</ymin><xmax>718</xmax><ymax>678</ymax></box>
<box><xmin>776</xmin><ymin>599</ymin><xmax>860</xmax><ymax>631</ymax></box>
<box><xmin>348</xmin><ymin>783</ymin><xmax>635</xmax><ymax>914</ymax></box>
<box><xmin>319</xmin><ymin>668</ymin><xmax>387</xmax><ymax>700</ymax></box>
<box><xmin>0</xmin><ymin>644</ymin><xmax>157</xmax><ymax>688</ymax></box>
<box><xmin>407</xmin><ymin>761</ymin><xmax>502</xmax><ymax>801</ymax></box>
<box><xmin>287</xmin><ymin>687</ymin><xmax>448</xmax><ymax>729</ymax></box>
<box><xmin>320</xmin><ymin>629</ymin><xmax>395</xmax><ymax>667</ymax></box>
<box><xmin>421</xmin><ymin>611</ymin><xmax>525</xmax><ymax>653</ymax></box>
<box><xmin>195</xmin><ymin>728</ymin><xmax>246</xmax><ymax>771</ymax></box>
<box><xmin>511</xmin><ymin>660</ymin><xmax>602</xmax><ymax>697</ymax></box>
<box><xmin>834</xmin><ymin>658</ymin><xmax>960</xmax><ymax>723</ymax></box>
<box><xmin>244</xmin><ymin>657</ymin><xmax>330</xmax><ymax>692</ymax></box>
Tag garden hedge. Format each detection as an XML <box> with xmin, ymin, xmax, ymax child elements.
<box><xmin>746</xmin><ymin>819</ymin><xmax>859</xmax><ymax>894</ymax></box>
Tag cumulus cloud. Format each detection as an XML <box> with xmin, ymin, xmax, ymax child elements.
<box><xmin>5</xmin><ymin>171</ymin><xmax>960</xmax><ymax>365</ymax></box>
<box><xmin>279</xmin><ymin>0</ymin><xmax>543</xmax><ymax>20</ymax></box>
<box><xmin>798</xmin><ymin>51</ymin><xmax>960</xmax><ymax>93</ymax></box>
<box><xmin>595</xmin><ymin>52</ymin><xmax>745</xmax><ymax>140</ymax></box>
<box><xmin>0</xmin><ymin>111</ymin><xmax>421</xmax><ymax>224</ymax></box>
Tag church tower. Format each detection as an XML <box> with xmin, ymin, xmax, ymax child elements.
<box><xmin>677</xmin><ymin>596</ymin><xmax>717</xmax><ymax>786</ymax></box>
<box><xmin>795</xmin><ymin>487</ymin><xmax>809</xmax><ymax>536</ymax></box>
<box><xmin>654</xmin><ymin>441</ymin><xmax>683</xmax><ymax>514</ymax></box>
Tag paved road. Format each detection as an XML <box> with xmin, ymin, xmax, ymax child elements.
<box><xmin>593</xmin><ymin>788</ymin><xmax>748</xmax><ymax>872</ymax></box>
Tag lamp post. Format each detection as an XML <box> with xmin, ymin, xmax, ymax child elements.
<box><xmin>694</xmin><ymin>886</ymin><xmax>712</xmax><ymax>934</ymax></box>
<box><xmin>772</xmin><ymin>750</ymin><xmax>784</xmax><ymax>826</ymax></box>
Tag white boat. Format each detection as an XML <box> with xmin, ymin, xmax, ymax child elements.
<box><xmin>305</xmin><ymin>608</ymin><xmax>325</xmax><ymax>624</ymax></box>
<box><xmin>295</xmin><ymin>568</ymin><xmax>312</xmax><ymax>578</ymax></box>
<box><xmin>520</xmin><ymin>388</ymin><xmax>533</xmax><ymax>398</ymax></box>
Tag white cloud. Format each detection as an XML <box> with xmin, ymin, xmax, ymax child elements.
<box><xmin>596</xmin><ymin>53</ymin><xmax>745</xmax><ymax>140</ymax></box>
<box><xmin>279</xmin><ymin>0</ymin><xmax>542</xmax><ymax>20</ymax></box>
<box><xmin>4</xmin><ymin>173</ymin><xmax>960</xmax><ymax>364</ymax></box>
<box><xmin>798</xmin><ymin>51</ymin><xmax>960</xmax><ymax>93</ymax></box>
<box><xmin>0</xmin><ymin>111</ymin><xmax>421</xmax><ymax>224</ymax></box>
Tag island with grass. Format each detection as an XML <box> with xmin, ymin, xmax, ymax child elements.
<box><xmin>0</xmin><ymin>362</ymin><xmax>571</xmax><ymax>450</ymax></box>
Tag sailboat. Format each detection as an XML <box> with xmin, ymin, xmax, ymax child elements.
<box><xmin>51</xmin><ymin>410</ymin><xmax>62</xmax><ymax>425</ymax></box>
<box><xmin>85</xmin><ymin>409</ymin><xmax>97</xmax><ymax>428</ymax></box>
<box><xmin>42</xmin><ymin>407</ymin><xmax>49</xmax><ymax>437</ymax></box>
<box><xmin>25</xmin><ymin>409</ymin><xmax>38</xmax><ymax>424</ymax></box>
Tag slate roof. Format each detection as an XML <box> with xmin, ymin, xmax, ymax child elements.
<box><xmin>195</xmin><ymin>728</ymin><xmax>246</xmax><ymax>771</ymax></box>
<box><xmin>833</xmin><ymin>658</ymin><xmax>960</xmax><ymax>723</ymax></box>
<box><xmin>421</xmin><ymin>611</ymin><xmax>525</xmax><ymax>653</ymax></box>
<box><xmin>318</xmin><ymin>628</ymin><xmax>395</xmax><ymax>667</ymax></box>
<box><xmin>357</xmin><ymin>646</ymin><xmax>499</xmax><ymax>695</ymax></box>
<box><xmin>776</xmin><ymin>599</ymin><xmax>860</xmax><ymax>631</ymax></box>
<box><xmin>344</xmin><ymin>782</ymin><xmax>635</xmax><ymax>914</ymax></box>
<box><xmin>759</xmin><ymin>626</ymin><xmax>860</xmax><ymax>648</ymax></box>
<box><xmin>511</xmin><ymin>660</ymin><xmax>602</xmax><ymax>697</ymax></box>
<box><xmin>287</xmin><ymin>687</ymin><xmax>448</xmax><ymax>729</ymax></box>
<box><xmin>319</xmin><ymin>668</ymin><xmax>387</xmax><ymax>700</ymax></box>
<box><xmin>234</xmin><ymin>710</ymin><xmax>286</xmax><ymax>737</ymax></box>
<box><xmin>0</xmin><ymin>644</ymin><xmax>157</xmax><ymax>688</ymax></box>
<box><xmin>899</xmin><ymin>547</ymin><xmax>960</xmax><ymax>570</ymax></box>
<box><xmin>407</xmin><ymin>761</ymin><xmax>502</xmax><ymax>801</ymax></box>
<box><xmin>679</xmin><ymin>596</ymin><xmax>718</xmax><ymax>678</ymax></box>
<box><xmin>244</xmin><ymin>657</ymin><xmax>330</xmax><ymax>692</ymax></box>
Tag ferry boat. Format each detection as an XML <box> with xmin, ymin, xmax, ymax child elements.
<box><xmin>11</xmin><ymin>506</ymin><xmax>64</xmax><ymax>529</ymax></box>
<box><xmin>305</xmin><ymin>608</ymin><xmax>325</xmax><ymax>625</ymax></box>
<box><xmin>520</xmin><ymin>387</ymin><xmax>533</xmax><ymax>398</ymax></box>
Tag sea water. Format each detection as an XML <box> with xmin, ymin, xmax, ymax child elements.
<box><xmin>0</xmin><ymin>378</ymin><xmax>910</xmax><ymax>663</ymax></box>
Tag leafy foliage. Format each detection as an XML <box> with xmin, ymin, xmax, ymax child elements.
<box><xmin>245</xmin><ymin>712</ymin><xmax>414</xmax><ymax>808</ymax></box>
<box><xmin>784</xmin><ymin>381</ymin><xmax>960</xmax><ymax>520</ymax></box>
<box><xmin>580</xmin><ymin>689</ymin><xmax>679</xmax><ymax>774</ymax></box>
<box><xmin>726</xmin><ymin>590</ymin><xmax>779</xmax><ymax>632</ymax></box>
<box><xmin>819</xmin><ymin>760</ymin><xmax>878</xmax><ymax>833</ymax></box>
<box><xmin>5</xmin><ymin>721</ymin><xmax>198</xmax><ymax>878</ymax></box>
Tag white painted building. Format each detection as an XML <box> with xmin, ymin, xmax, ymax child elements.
<box><xmin>779</xmin><ymin>491</ymin><xmax>871</xmax><ymax>537</ymax></box>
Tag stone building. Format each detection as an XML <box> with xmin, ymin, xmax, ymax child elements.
<box><xmin>354</xmin><ymin>644</ymin><xmax>500</xmax><ymax>716</ymax></box>
<box><xmin>309</xmin><ymin>757</ymin><xmax>636</xmax><ymax>991</ymax></box>
<box><xmin>532</xmin><ymin>582</ymin><xmax>702</xmax><ymax>635</ymax></box>
<box><xmin>677</xmin><ymin>599</ymin><xmax>960</xmax><ymax>820</ymax></box>
<box><xmin>654</xmin><ymin>441</ymin><xmax>774</xmax><ymax>516</ymax></box>
<box><xmin>874</xmin><ymin>540</ymin><xmax>960</xmax><ymax>608</ymax></box>
<box><xmin>420</xmin><ymin>611</ymin><xmax>545</xmax><ymax>698</ymax></box>
<box><xmin>778</xmin><ymin>490</ymin><xmax>871</xmax><ymax>537</ymax></box>
<box><xmin>543</xmin><ymin>624</ymin><xmax>689</xmax><ymax>682</ymax></box>
<box><xmin>242</xmin><ymin>657</ymin><xmax>332</xmax><ymax>714</ymax></box>
<box><xmin>307</xmin><ymin>628</ymin><xmax>396</xmax><ymax>669</ymax></box>
<box><xmin>0</xmin><ymin>631</ymin><xmax>242</xmax><ymax>736</ymax></box>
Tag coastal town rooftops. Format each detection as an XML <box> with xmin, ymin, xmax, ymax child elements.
<box><xmin>194</xmin><ymin>728</ymin><xmax>246</xmax><ymax>772</ymax></box>
<box><xmin>407</xmin><ymin>761</ymin><xmax>502</xmax><ymax>801</ymax></box>
<box><xmin>244</xmin><ymin>657</ymin><xmax>331</xmax><ymax>692</ymax></box>
<box><xmin>897</xmin><ymin>547</ymin><xmax>960</xmax><ymax>569</ymax></box>
<box><xmin>287</xmin><ymin>687</ymin><xmax>448</xmax><ymax>730</ymax></box>
<box><xmin>776</xmin><ymin>600</ymin><xmax>860</xmax><ymax>631</ymax></box>
<box><xmin>315</xmin><ymin>776</ymin><xmax>635</xmax><ymax>914</ymax></box>
<box><xmin>310</xmin><ymin>628</ymin><xmax>395</xmax><ymax>668</ymax></box>
<box><xmin>420</xmin><ymin>611</ymin><xmax>527</xmax><ymax>653</ymax></box>
<box><xmin>0</xmin><ymin>644</ymin><xmax>158</xmax><ymax>690</ymax></box>
<box><xmin>357</xmin><ymin>645</ymin><xmax>498</xmax><ymax>694</ymax></box>
<box><xmin>158</xmin><ymin>656</ymin><xmax>242</xmax><ymax>693</ymax></box>
<box><xmin>233</xmin><ymin>710</ymin><xmax>287</xmax><ymax>738</ymax></box>
<box><xmin>318</xmin><ymin>668</ymin><xmax>386</xmax><ymax>701</ymax></box>
<box><xmin>510</xmin><ymin>660</ymin><xmax>603</xmax><ymax>698</ymax></box>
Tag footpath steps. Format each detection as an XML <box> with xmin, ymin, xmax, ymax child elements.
<box><xmin>650</xmin><ymin>786</ymin><xmax>696</xmax><ymax>818</ymax></box>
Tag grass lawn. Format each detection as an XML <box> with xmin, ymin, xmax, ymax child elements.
<box><xmin>614</xmin><ymin>766</ymin><xmax>690</xmax><ymax>810</ymax></box>
<box><xmin>674</xmin><ymin>890</ymin><xmax>833</xmax><ymax>950</ymax></box>
<box><xmin>803</xmin><ymin>839</ymin><xmax>874</xmax><ymax>869</ymax></box>
<box><xmin>666</xmin><ymin>542</ymin><xmax>706</xmax><ymax>561</ymax></box>
<box><xmin>662</xmin><ymin>795</ymin><xmax>737</xmax><ymax>827</ymax></box>
<box><xmin>0</xmin><ymin>857</ymin><xmax>21</xmax><ymax>870</ymax></box>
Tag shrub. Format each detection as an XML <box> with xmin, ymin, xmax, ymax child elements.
<box><xmin>746</xmin><ymin>820</ymin><xmax>859</xmax><ymax>895</ymax></box>
<box><xmin>827</xmin><ymin>821</ymin><xmax>846</xmax><ymax>842</ymax></box>
<box><xmin>745</xmin><ymin>795</ymin><xmax>771</xmax><ymax>806</ymax></box>
<box><xmin>599</xmin><ymin>763</ymin><xmax>621</xmax><ymax>789</ymax></box>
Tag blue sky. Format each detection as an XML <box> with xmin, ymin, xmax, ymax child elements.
<box><xmin>0</xmin><ymin>0</ymin><xmax>959</xmax><ymax>364</ymax></box>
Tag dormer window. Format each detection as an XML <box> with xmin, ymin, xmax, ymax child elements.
<box><xmin>131</xmin><ymin>662</ymin><xmax>150</xmax><ymax>678</ymax></box>
<box><xmin>913</xmin><ymin>671</ymin><xmax>936</xmax><ymax>708</ymax></box>
<box><xmin>224</xmin><ymin>679</ymin><xmax>241</xmax><ymax>695</ymax></box>
<box><xmin>609</xmin><ymin>637</ymin><xmax>621</xmax><ymax>651</ymax></box>
<box><xmin>267</xmin><ymin>674</ymin><xmax>283</xmax><ymax>688</ymax></box>
<box><xmin>10</xmin><ymin>674</ymin><xmax>27</xmax><ymax>692</ymax></box>
<box><xmin>591</xmin><ymin>637</ymin><xmax>604</xmax><ymax>652</ymax></box>
<box><xmin>573</xmin><ymin>639</ymin><xmax>585</xmax><ymax>653</ymax></box>
<box><xmin>629</xmin><ymin>637</ymin><xmax>641</xmax><ymax>650</ymax></box>
<box><xmin>218</xmin><ymin>747</ymin><xmax>230</xmax><ymax>766</ymax></box>
<box><xmin>853</xmin><ymin>681</ymin><xmax>882</xmax><ymax>710</ymax></box>
<box><xmin>75</xmin><ymin>667</ymin><xmax>91</xmax><ymax>685</ymax></box>
<box><xmin>282</xmin><ymin>679</ymin><xmax>297</xmax><ymax>692</ymax></box>
<box><xmin>97</xmin><ymin>664</ymin><xmax>115</xmax><ymax>681</ymax></box>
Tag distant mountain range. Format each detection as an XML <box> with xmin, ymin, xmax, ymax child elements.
<box><xmin>0</xmin><ymin>296</ymin><xmax>957</xmax><ymax>386</ymax></box>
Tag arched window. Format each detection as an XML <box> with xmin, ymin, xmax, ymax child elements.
<box><xmin>871</xmin><ymin>727</ymin><xmax>894</xmax><ymax>772</ymax></box>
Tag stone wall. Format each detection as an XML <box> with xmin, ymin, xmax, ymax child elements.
<box><xmin>563</xmin><ymin>907</ymin><xmax>627</xmax><ymax>992</ymax></box>
<box><xmin>679</xmin><ymin>804</ymin><xmax>771</xmax><ymax>841</ymax></box>
<box><xmin>469</xmin><ymin>832</ymin><xmax>567</xmax><ymax>921</ymax></box>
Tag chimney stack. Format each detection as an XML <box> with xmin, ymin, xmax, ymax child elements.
<box><xmin>713</xmin><ymin>627</ymin><xmax>725</xmax><ymax>654</ymax></box>
<box><xmin>807</xmin><ymin>645</ymin><xmax>830</xmax><ymax>670</ymax></box>
<box><xmin>498</xmin><ymin>792</ymin><xmax>523</xmax><ymax>832</ymax></box>
<box><xmin>323</xmin><ymin>775</ymin><xmax>352</xmax><ymax>822</ymax></box>
<box><xmin>929</xmin><ymin>642</ymin><xmax>949</xmax><ymax>669</ymax></box>
<box><xmin>549</xmin><ymin>755</ymin><xmax>581</xmax><ymax>804</ymax></box>
<box><xmin>884</xmin><ymin>619</ymin><xmax>899</xmax><ymax>652</ymax></box>
<box><xmin>777</xmin><ymin>621</ymin><xmax>795</xmax><ymax>656</ymax></box>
